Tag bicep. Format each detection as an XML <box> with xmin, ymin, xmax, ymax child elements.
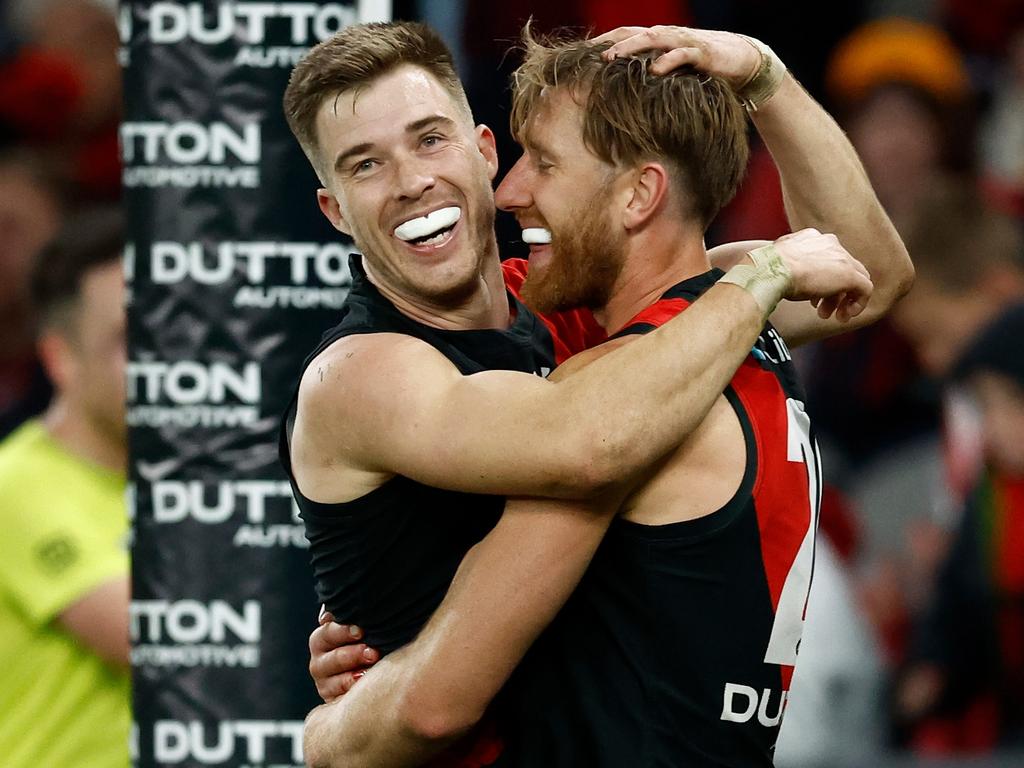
<box><xmin>304</xmin><ymin>335</ymin><xmax>585</xmax><ymax>498</ymax></box>
<box><xmin>58</xmin><ymin>575</ymin><xmax>130</xmax><ymax>668</ymax></box>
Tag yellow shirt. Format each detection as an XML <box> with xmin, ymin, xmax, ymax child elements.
<box><xmin>0</xmin><ymin>420</ymin><xmax>130</xmax><ymax>767</ymax></box>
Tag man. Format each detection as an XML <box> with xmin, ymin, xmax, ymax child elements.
<box><xmin>0</xmin><ymin>207</ymin><xmax>129</xmax><ymax>766</ymax></box>
<box><xmin>898</xmin><ymin>304</ymin><xmax>1024</xmax><ymax>749</ymax></box>
<box><xmin>280</xmin><ymin>20</ymin><xmax>869</xmax><ymax>654</ymax></box>
<box><xmin>276</xmin><ymin>18</ymin><xmax>901</xmax><ymax>768</ymax></box>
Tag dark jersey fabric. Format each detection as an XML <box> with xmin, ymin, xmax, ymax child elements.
<box><xmin>278</xmin><ymin>255</ymin><xmax>598</xmax><ymax>656</ymax></box>
<box><xmin>497</xmin><ymin>269</ymin><xmax>822</xmax><ymax>767</ymax></box>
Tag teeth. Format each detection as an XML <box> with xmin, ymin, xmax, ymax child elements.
<box><xmin>394</xmin><ymin>206</ymin><xmax>461</xmax><ymax>242</ymax></box>
<box><xmin>522</xmin><ymin>227</ymin><xmax>552</xmax><ymax>245</ymax></box>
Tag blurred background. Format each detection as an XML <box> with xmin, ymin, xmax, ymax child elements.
<box><xmin>2</xmin><ymin>0</ymin><xmax>1023</xmax><ymax>765</ymax></box>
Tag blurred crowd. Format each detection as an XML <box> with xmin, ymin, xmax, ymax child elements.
<box><xmin>2</xmin><ymin>0</ymin><xmax>1024</xmax><ymax>765</ymax></box>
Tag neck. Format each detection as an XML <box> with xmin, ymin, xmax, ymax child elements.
<box><xmin>43</xmin><ymin>397</ymin><xmax>125</xmax><ymax>474</ymax></box>
<box><xmin>593</xmin><ymin>220</ymin><xmax>711</xmax><ymax>334</ymax></box>
<box><xmin>364</xmin><ymin>242</ymin><xmax>511</xmax><ymax>331</ymax></box>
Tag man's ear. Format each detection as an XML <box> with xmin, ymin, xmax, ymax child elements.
<box><xmin>317</xmin><ymin>188</ymin><xmax>351</xmax><ymax>235</ymax></box>
<box><xmin>37</xmin><ymin>331</ymin><xmax>73</xmax><ymax>392</ymax></box>
<box><xmin>475</xmin><ymin>124</ymin><xmax>499</xmax><ymax>181</ymax></box>
<box><xmin>622</xmin><ymin>162</ymin><xmax>670</xmax><ymax>231</ymax></box>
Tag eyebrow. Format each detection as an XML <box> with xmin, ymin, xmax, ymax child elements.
<box><xmin>332</xmin><ymin>114</ymin><xmax>458</xmax><ymax>173</ymax></box>
<box><xmin>521</xmin><ymin>130</ymin><xmax>558</xmax><ymax>160</ymax></box>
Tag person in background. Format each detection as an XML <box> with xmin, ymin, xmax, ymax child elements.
<box><xmin>896</xmin><ymin>303</ymin><xmax>1024</xmax><ymax>753</ymax></box>
<box><xmin>0</xmin><ymin>206</ymin><xmax>129</xmax><ymax>767</ymax></box>
<box><xmin>0</xmin><ymin>150</ymin><xmax>62</xmax><ymax>437</ymax></box>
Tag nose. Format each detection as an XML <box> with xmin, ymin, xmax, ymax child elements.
<box><xmin>394</xmin><ymin>153</ymin><xmax>436</xmax><ymax>201</ymax></box>
<box><xmin>495</xmin><ymin>153</ymin><xmax>532</xmax><ymax>212</ymax></box>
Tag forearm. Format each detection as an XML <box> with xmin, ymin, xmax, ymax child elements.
<box><xmin>303</xmin><ymin>497</ymin><xmax>618</xmax><ymax>768</ymax></box>
<box><xmin>753</xmin><ymin>75</ymin><xmax>912</xmax><ymax>308</ymax></box>
<box><xmin>303</xmin><ymin>653</ymin><xmax>447</xmax><ymax>768</ymax></box>
<box><xmin>549</xmin><ymin>280</ymin><xmax>775</xmax><ymax>488</ymax></box>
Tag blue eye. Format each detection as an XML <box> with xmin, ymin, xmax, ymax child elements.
<box><xmin>355</xmin><ymin>159</ymin><xmax>376</xmax><ymax>174</ymax></box>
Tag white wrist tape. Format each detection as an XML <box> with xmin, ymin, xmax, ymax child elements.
<box><xmin>719</xmin><ymin>243</ymin><xmax>791</xmax><ymax>313</ymax></box>
<box><xmin>737</xmin><ymin>35</ymin><xmax>787</xmax><ymax>111</ymax></box>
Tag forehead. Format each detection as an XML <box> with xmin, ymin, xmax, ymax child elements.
<box><xmin>315</xmin><ymin>64</ymin><xmax>463</xmax><ymax>151</ymax></box>
<box><xmin>521</xmin><ymin>87</ymin><xmax>585</xmax><ymax>152</ymax></box>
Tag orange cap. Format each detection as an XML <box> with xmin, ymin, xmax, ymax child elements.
<box><xmin>826</xmin><ymin>18</ymin><xmax>970</xmax><ymax>105</ymax></box>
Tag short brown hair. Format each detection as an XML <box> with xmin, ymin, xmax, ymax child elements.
<box><xmin>284</xmin><ymin>21</ymin><xmax>472</xmax><ymax>174</ymax></box>
<box><xmin>510</xmin><ymin>29</ymin><xmax>749</xmax><ymax>227</ymax></box>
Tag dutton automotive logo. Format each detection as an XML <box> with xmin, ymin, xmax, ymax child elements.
<box><xmin>126</xmin><ymin>360</ymin><xmax>261</xmax><ymax>429</ymax></box>
<box><xmin>149</xmin><ymin>720</ymin><xmax>304</xmax><ymax>767</ymax></box>
<box><xmin>131</xmin><ymin>599</ymin><xmax>262</xmax><ymax>668</ymax></box>
<box><xmin>119</xmin><ymin>2</ymin><xmax>359</xmax><ymax>68</ymax></box>
<box><xmin>124</xmin><ymin>240</ymin><xmax>354</xmax><ymax>309</ymax></box>
<box><xmin>139</xmin><ymin>479</ymin><xmax>307</xmax><ymax>549</ymax></box>
<box><xmin>121</xmin><ymin>121</ymin><xmax>261</xmax><ymax>189</ymax></box>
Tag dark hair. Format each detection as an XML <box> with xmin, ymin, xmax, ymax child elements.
<box><xmin>283</xmin><ymin>21</ymin><xmax>471</xmax><ymax>177</ymax></box>
<box><xmin>32</xmin><ymin>205</ymin><xmax>124</xmax><ymax>331</ymax></box>
<box><xmin>510</xmin><ymin>27</ymin><xmax>749</xmax><ymax>227</ymax></box>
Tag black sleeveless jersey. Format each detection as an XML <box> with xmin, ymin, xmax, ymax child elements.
<box><xmin>498</xmin><ymin>269</ymin><xmax>822</xmax><ymax>767</ymax></box>
<box><xmin>279</xmin><ymin>256</ymin><xmax>566</xmax><ymax>656</ymax></box>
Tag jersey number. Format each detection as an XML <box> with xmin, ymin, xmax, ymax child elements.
<box><xmin>763</xmin><ymin>398</ymin><xmax>821</xmax><ymax>666</ymax></box>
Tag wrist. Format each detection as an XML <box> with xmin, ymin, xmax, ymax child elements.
<box><xmin>736</xmin><ymin>36</ymin><xmax>786</xmax><ymax>111</ymax></box>
<box><xmin>719</xmin><ymin>243</ymin><xmax>791</xmax><ymax>314</ymax></box>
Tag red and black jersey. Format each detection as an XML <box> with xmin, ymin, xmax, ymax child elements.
<box><xmin>501</xmin><ymin>257</ymin><xmax>606</xmax><ymax>363</ymax></box>
<box><xmin>498</xmin><ymin>268</ymin><xmax>822</xmax><ymax>767</ymax></box>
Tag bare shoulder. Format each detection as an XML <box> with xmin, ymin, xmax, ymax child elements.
<box><xmin>297</xmin><ymin>332</ymin><xmax>443</xmax><ymax>422</ymax></box>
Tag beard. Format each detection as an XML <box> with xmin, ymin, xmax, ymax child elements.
<box><xmin>520</xmin><ymin>187</ymin><xmax>626</xmax><ymax>315</ymax></box>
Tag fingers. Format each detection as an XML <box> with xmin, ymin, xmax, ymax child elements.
<box><xmin>602</xmin><ymin>27</ymin><xmax>689</xmax><ymax>61</ymax></box>
<box><xmin>313</xmin><ymin>649</ymin><xmax>379</xmax><ymax>701</ymax></box>
<box><xmin>650</xmin><ymin>48</ymin><xmax>704</xmax><ymax>75</ymax></box>
<box><xmin>591</xmin><ymin>26</ymin><xmax>647</xmax><ymax>46</ymax></box>
<box><xmin>309</xmin><ymin>620</ymin><xmax>363</xmax><ymax>656</ymax></box>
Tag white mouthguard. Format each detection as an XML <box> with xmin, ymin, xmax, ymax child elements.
<box><xmin>522</xmin><ymin>227</ymin><xmax>552</xmax><ymax>245</ymax></box>
<box><xmin>394</xmin><ymin>207</ymin><xmax>461</xmax><ymax>242</ymax></box>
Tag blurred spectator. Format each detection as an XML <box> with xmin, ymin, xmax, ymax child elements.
<box><xmin>0</xmin><ymin>150</ymin><xmax>62</xmax><ymax>438</ymax></box>
<box><xmin>1</xmin><ymin>0</ymin><xmax>122</xmax><ymax>201</ymax></box>
<box><xmin>894</xmin><ymin>183</ymin><xmax>1024</xmax><ymax>494</ymax></box>
<box><xmin>896</xmin><ymin>303</ymin><xmax>1024</xmax><ymax>753</ymax></box>
<box><xmin>979</xmin><ymin>27</ymin><xmax>1024</xmax><ymax>218</ymax></box>
<box><xmin>0</xmin><ymin>207</ymin><xmax>129</xmax><ymax>766</ymax></box>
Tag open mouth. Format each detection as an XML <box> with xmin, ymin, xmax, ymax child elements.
<box><xmin>394</xmin><ymin>206</ymin><xmax>461</xmax><ymax>249</ymax></box>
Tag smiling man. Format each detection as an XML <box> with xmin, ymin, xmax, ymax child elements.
<box><xmin>278</xmin><ymin>20</ymin><xmax>897</xmax><ymax>768</ymax></box>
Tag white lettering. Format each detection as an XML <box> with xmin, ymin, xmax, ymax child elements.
<box><xmin>152</xmin><ymin>480</ymin><xmax>294</xmax><ymax>524</ymax></box>
<box><xmin>720</xmin><ymin>682</ymin><xmax>758</xmax><ymax>723</ymax></box>
<box><xmin>147</xmin><ymin>241</ymin><xmax>353</xmax><ymax>286</ymax></box>
<box><xmin>151</xmin><ymin>721</ymin><xmax>305</xmax><ymax>763</ymax></box>
<box><xmin>146</xmin><ymin>3</ymin><xmax>356</xmax><ymax>46</ymax></box>
<box><xmin>127</xmin><ymin>361</ymin><xmax>261</xmax><ymax>405</ymax></box>
<box><xmin>130</xmin><ymin>599</ymin><xmax>261</xmax><ymax>643</ymax></box>
<box><xmin>121</xmin><ymin>122</ymin><xmax>260</xmax><ymax>165</ymax></box>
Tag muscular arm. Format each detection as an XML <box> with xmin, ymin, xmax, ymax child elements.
<box><xmin>598</xmin><ymin>27</ymin><xmax>913</xmax><ymax>347</ymax></box>
<box><xmin>750</xmin><ymin>74</ymin><xmax>913</xmax><ymax>345</ymax></box>
<box><xmin>295</xmin><ymin>236</ymin><xmax>869</xmax><ymax>501</ymax></box>
<box><xmin>304</xmin><ymin>345</ymin><xmax>635</xmax><ymax>768</ymax></box>
<box><xmin>296</xmin><ymin>278</ymin><xmax>774</xmax><ymax>500</ymax></box>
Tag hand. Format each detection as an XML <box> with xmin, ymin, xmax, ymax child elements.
<box><xmin>308</xmin><ymin>609</ymin><xmax>380</xmax><ymax>702</ymax></box>
<box><xmin>770</xmin><ymin>228</ymin><xmax>873</xmax><ymax>322</ymax></box>
<box><xmin>593</xmin><ymin>25</ymin><xmax>761</xmax><ymax>88</ymax></box>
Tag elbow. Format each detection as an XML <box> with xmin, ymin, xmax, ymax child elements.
<box><xmin>563</xmin><ymin>431</ymin><xmax>636</xmax><ymax>498</ymax></box>
<box><xmin>303</xmin><ymin>707</ymin><xmax>338</xmax><ymax>768</ymax></box>
<box><xmin>398</xmin><ymin>684</ymin><xmax>483</xmax><ymax>744</ymax></box>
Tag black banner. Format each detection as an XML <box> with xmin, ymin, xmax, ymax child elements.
<box><xmin>121</xmin><ymin>3</ymin><xmax>391</xmax><ymax>765</ymax></box>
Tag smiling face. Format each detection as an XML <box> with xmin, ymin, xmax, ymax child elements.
<box><xmin>315</xmin><ymin>65</ymin><xmax>500</xmax><ymax>307</ymax></box>
<box><xmin>495</xmin><ymin>89</ymin><xmax>628</xmax><ymax>314</ymax></box>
